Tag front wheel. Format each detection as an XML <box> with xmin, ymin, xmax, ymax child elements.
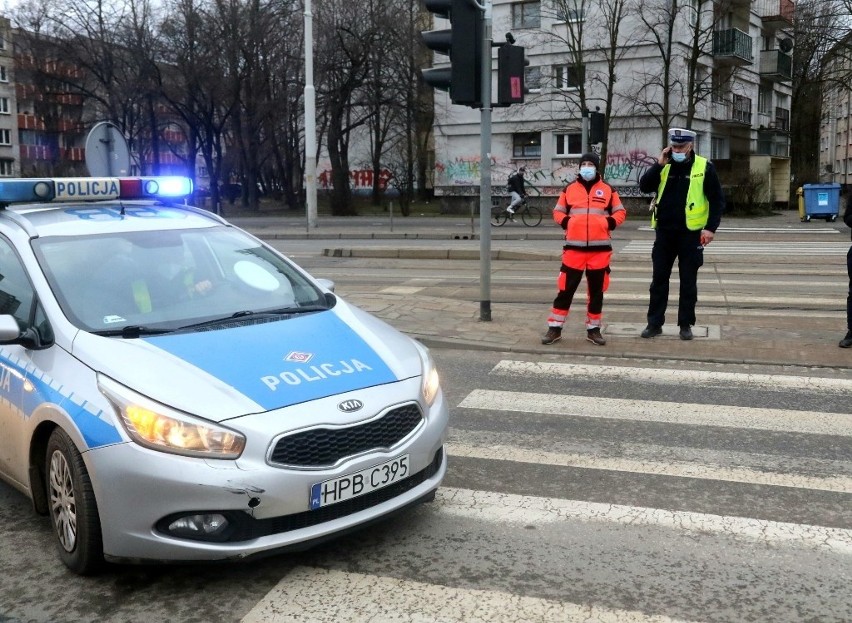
<box><xmin>46</xmin><ymin>428</ymin><xmax>104</xmax><ymax>575</ymax></box>
<box><xmin>491</xmin><ymin>209</ymin><xmax>508</xmax><ymax>227</ymax></box>
<box><xmin>522</xmin><ymin>205</ymin><xmax>543</xmax><ymax>227</ymax></box>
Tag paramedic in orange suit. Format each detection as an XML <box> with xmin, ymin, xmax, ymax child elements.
<box><xmin>541</xmin><ymin>152</ymin><xmax>626</xmax><ymax>346</ymax></box>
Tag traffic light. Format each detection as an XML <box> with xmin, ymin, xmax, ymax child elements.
<box><xmin>497</xmin><ymin>43</ymin><xmax>526</xmax><ymax>106</ymax></box>
<box><xmin>589</xmin><ymin>110</ymin><xmax>606</xmax><ymax>143</ymax></box>
<box><xmin>421</xmin><ymin>0</ymin><xmax>483</xmax><ymax>108</ymax></box>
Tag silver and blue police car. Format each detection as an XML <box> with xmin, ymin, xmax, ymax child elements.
<box><xmin>0</xmin><ymin>176</ymin><xmax>448</xmax><ymax>574</ymax></box>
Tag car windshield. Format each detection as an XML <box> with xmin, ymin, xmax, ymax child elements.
<box><xmin>33</xmin><ymin>225</ymin><xmax>329</xmax><ymax>334</ymax></box>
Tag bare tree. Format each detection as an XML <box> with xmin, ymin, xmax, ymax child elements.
<box><xmin>790</xmin><ymin>0</ymin><xmax>852</xmax><ymax>190</ymax></box>
<box><xmin>314</xmin><ymin>0</ymin><xmax>379</xmax><ymax>215</ymax></box>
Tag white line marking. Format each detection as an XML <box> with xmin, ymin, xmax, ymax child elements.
<box><xmin>457</xmin><ymin>390</ymin><xmax>852</xmax><ymax>437</ymax></box>
<box><xmin>491</xmin><ymin>361</ymin><xmax>852</xmax><ymax>393</ymax></box>
<box><xmin>447</xmin><ymin>443</ymin><xmax>852</xmax><ymax>493</ymax></box>
<box><xmin>241</xmin><ymin>566</ymin><xmax>701</xmax><ymax>623</ymax></box>
<box><xmin>436</xmin><ymin>488</ymin><xmax>852</xmax><ymax>555</ymax></box>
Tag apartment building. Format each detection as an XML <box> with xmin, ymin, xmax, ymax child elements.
<box><xmin>428</xmin><ymin>0</ymin><xmax>794</xmax><ymax>207</ymax></box>
<box><xmin>819</xmin><ymin>34</ymin><xmax>852</xmax><ymax>190</ymax></box>
<box><xmin>0</xmin><ymin>17</ymin><xmax>19</xmax><ymax>177</ymax></box>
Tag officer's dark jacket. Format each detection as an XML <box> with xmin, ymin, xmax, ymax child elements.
<box><xmin>844</xmin><ymin>194</ymin><xmax>852</xmax><ymax>240</ymax></box>
<box><xmin>639</xmin><ymin>154</ymin><xmax>724</xmax><ymax>232</ymax></box>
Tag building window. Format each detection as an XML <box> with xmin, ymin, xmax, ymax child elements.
<box><xmin>512</xmin><ymin>2</ymin><xmax>540</xmax><ymax>29</ymax></box>
<box><xmin>0</xmin><ymin>66</ymin><xmax>7</xmax><ymax>83</ymax></box>
<box><xmin>0</xmin><ymin>99</ymin><xmax>9</xmax><ymax>114</ymax></box>
<box><xmin>513</xmin><ymin>132</ymin><xmax>541</xmax><ymax>158</ymax></box>
<box><xmin>711</xmin><ymin>136</ymin><xmax>728</xmax><ymax>160</ymax></box>
<box><xmin>555</xmin><ymin>132</ymin><xmax>582</xmax><ymax>157</ymax></box>
<box><xmin>0</xmin><ymin>129</ymin><xmax>10</xmax><ymax>145</ymax></box>
<box><xmin>556</xmin><ymin>1</ymin><xmax>585</xmax><ymax>22</ymax></box>
<box><xmin>758</xmin><ymin>87</ymin><xmax>772</xmax><ymax>115</ymax></box>
<box><xmin>525</xmin><ymin>66</ymin><xmax>541</xmax><ymax>90</ymax></box>
<box><xmin>0</xmin><ymin>36</ymin><xmax>5</xmax><ymax>50</ymax></box>
<box><xmin>0</xmin><ymin>159</ymin><xmax>11</xmax><ymax>176</ymax></box>
<box><xmin>554</xmin><ymin>64</ymin><xmax>584</xmax><ymax>90</ymax></box>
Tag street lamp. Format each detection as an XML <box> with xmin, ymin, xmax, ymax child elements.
<box><xmin>304</xmin><ymin>0</ymin><xmax>318</xmax><ymax>229</ymax></box>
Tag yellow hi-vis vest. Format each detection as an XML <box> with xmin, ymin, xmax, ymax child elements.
<box><xmin>651</xmin><ymin>155</ymin><xmax>710</xmax><ymax>231</ymax></box>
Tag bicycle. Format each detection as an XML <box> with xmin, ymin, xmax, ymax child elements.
<box><xmin>491</xmin><ymin>198</ymin><xmax>543</xmax><ymax>227</ymax></box>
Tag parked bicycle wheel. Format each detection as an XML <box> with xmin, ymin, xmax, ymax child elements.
<box><xmin>491</xmin><ymin>208</ymin><xmax>509</xmax><ymax>227</ymax></box>
<box><xmin>521</xmin><ymin>205</ymin><xmax>543</xmax><ymax>227</ymax></box>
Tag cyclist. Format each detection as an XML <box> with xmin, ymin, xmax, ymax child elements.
<box><xmin>541</xmin><ymin>152</ymin><xmax>626</xmax><ymax>346</ymax></box>
<box><xmin>506</xmin><ymin>166</ymin><xmax>527</xmax><ymax>221</ymax></box>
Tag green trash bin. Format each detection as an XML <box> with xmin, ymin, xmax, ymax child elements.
<box><xmin>801</xmin><ymin>183</ymin><xmax>841</xmax><ymax>222</ymax></box>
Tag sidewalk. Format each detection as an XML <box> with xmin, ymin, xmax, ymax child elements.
<box><xmin>230</xmin><ymin>213</ymin><xmax>852</xmax><ymax>372</ymax></box>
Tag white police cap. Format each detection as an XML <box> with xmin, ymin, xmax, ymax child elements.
<box><xmin>669</xmin><ymin>128</ymin><xmax>696</xmax><ymax>144</ymax></box>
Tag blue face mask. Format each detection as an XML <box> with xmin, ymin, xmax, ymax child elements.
<box><xmin>579</xmin><ymin>166</ymin><xmax>596</xmax><ymax>181</ymax></box>
<box><xmin>671</xmin><ymin>151</ymin><xmax>688</xmax><ymax>163</ymax></box>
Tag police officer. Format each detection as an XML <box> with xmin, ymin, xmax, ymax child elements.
<box><xmin>639</xmin><ymin>128</ymin><xmax>724</xmax><ymax>340</ymax></box>
<box><xmin>840</xmin><ymin>194</ymin><xmax>852</xmax><ymax>348</ymax></box>
<box><xmin>541</xmin><ymin>153</ymin><xmax>626</xmax><ymax>346</ymax></box>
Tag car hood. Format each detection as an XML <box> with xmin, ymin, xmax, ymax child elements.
<box><xmin>71</xmin><ymin>302</ymin><xmax>420</xmax><ymax>422</ymax></box>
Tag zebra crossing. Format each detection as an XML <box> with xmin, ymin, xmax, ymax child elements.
<box><xmin>241</xmin><ymin>357</ymin><xmax>852</xmax><ymax>623</ymax></box>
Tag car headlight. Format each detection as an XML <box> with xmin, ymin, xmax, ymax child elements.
<box><xmin>98</xmin><ymin>375</ymin><xmax>245</xmax><ymax>459</ymax></box>
<box><xmin>414</xmin><ymin>341</ymin><xmax>441</xmax><ymax>406</ymax></box>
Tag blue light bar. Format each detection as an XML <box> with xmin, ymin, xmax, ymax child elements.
<box><xmin>0</xmin><ymin>176</ymin><xmax>194</xmax><ymax>206</ymax></box>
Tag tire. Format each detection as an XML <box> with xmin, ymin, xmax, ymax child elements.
<box><xmin>522</xmin><ymin>205</ymin><xmax>543</xmax><ymax>227</ymax></box>
<box><xmin>45</xmin><ymin>428</ymin><xmax>104</xmax><ymax>575</ymax></box>
<box><xmin>491</xmin><ymin>210</ymin><xmax>508</xmax><ymax>227</ymax></box>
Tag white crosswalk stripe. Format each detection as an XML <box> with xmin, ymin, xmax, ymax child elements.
<box><xmin>621</xmin><ymin>241</ymin><xmax>850</xmax><ymax>255</ymax></box>
<box><xmin>458</xmin><ymin>390</ymin><xmax>852</xmax><ymax>436</ymax></box>
<box><xmin>243</xmin><ymin>565</ymin><xmax>701</xmax><ymax>623</ymax></box>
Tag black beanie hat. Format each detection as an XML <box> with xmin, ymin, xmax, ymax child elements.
<box><xmin>580</xmin><ymin>152</ymin><xmax>601</xmax><ymax>169</ymax></box>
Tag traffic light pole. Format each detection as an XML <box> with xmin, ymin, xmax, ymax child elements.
<box><xmin>479</xmin><ymin>0</ymin><xmax>492</xmax><ymax>321</ymax></box>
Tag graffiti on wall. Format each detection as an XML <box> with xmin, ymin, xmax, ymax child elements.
<box><xmin>603</xmin><ymin>150</ymin><xmax>657</xmax><ymax>184</ymax></box>
<box><xmin>318</xmin><ymin>167</ymin><xmax>393</xmax><ymax>192</ymax></box>
<box><xmin>434</xmin><ymin>152</ymin><xmax>653</xmax><ymax>198</ymax></box>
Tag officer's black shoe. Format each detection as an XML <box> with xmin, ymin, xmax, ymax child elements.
<box><xmin>640</xmin><ymin>324</ymin><xmax>662</xmax><ymax>339</ymax></box>
<box><xmin>840</xmin><ymin>331</ymin><xmax>852</xmax><ymax>348</ymax></box>
<box><xmin>541</xmin><ymin>327</ymin><xmax>562</xmax><ymax>345</ymax></box>
<box><xmin>679</xmin><ymin>325</ymin><xmax>693</xmax><ymax>341</ymax></box>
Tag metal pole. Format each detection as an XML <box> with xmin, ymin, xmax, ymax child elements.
<box><xmin>479</xmin><ymin>0</ymin><xmax>492</xmax><ymax>321</ymax></box>
<box><xmin>581</xmin><ymin>108</ymin><xmax>589</xmax><ymax>154</ymax></box>
<box><xmin>304</xmin><ymin>0</ymin><xmax>318</xmax><ymax>230</ymax></box>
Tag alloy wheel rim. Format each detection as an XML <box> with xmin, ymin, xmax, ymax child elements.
<box><xmin>49</xmin><ymin>450</ymin><xmax>77</xmax><ymax>552</ymax></box>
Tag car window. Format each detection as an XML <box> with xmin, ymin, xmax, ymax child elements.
<box><xmin>33</xmin><ymin>225</ymin><xmax>327</xmax><ymax>332</ymax></box>
<box><xmin>0</xmin><ymin>236</ymin><xmax>36</xmax><ymax>328</ymax></box>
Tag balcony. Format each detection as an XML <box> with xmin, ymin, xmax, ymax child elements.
<box><xmin>754</xmin><ymin>132</ymin><xmax>790</xmax><ymax>158</ymax></box>
<box><xmin>759</xmin><ymin>50</ymin><xmax>792</xmax><ymax>81</ymax></box>
<box><xmin>712</xmin><ymin>94</ymin><xmax>753</xmax><ymax>126</ymax></box>
<box><xmin>713</xmin><ymin>29</ymin><xmax>753</xmax><ymax>66</ymax></box>
<box><xmin>756</xmin><ymin>0</ymin><xmax>794</xmax><ymax>30</ymax></box>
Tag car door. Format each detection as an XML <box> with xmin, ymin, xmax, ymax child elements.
<box><xmin>0</xmin><ymin>235</ymin><xmax>40</xmax><ymax>487</ymax></box>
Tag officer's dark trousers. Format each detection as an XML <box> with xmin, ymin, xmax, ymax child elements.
<box><xmin>647</xmin><ymin>228</ymin><xmax>704</xmax><ymax>328</ymax></box>
<box><xmin>846</xmin><ymin>245</ymin><xmax>851</xmax><ymax>332</ymax></box>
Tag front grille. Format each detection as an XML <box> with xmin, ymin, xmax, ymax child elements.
<box><xmin>229</xmin><ymin>447</ymin><xmax>444</xmax><ymax>541</ymax></box>
<box><xmin>269</xmin><ymin>403</ymin><xmax>423</xmax><ymax>468</ymax></box>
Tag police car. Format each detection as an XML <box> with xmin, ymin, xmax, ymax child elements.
<box><xmin>0</xmin><ymin>176</ymin><xmax>448</xmax><ymax>574</ymax></box>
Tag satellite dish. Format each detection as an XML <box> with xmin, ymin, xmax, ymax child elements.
<box><xmin>85</xmin><ymin>122</ymin><xmax>131</xmax><ymax>177</ymax></box>
<box><xmin>779</xmin><ymin>38</ymin><xmax>793</xmax><ymax>53</ymax></box>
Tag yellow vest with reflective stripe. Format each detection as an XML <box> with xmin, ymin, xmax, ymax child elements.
<box><xmin>652</xmin><ymin>155</ymin><xmax>710</xmax><ymax>231</ymax></box>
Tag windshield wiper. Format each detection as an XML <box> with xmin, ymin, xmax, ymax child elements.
<box><xmin>175</xmin><ymin>306</ymin><xmax>327</xmax><ymax>332</ymax></box>
<box><xmin>92</xmin><ymin>325</ymin><xmax>176</xmax><ymax>338</ymax></box>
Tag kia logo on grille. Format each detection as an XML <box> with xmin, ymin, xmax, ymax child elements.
<box><xmin>338</xmin><ymin>399</ymin><xmax>364</xmax><ymax>413</ymax></box>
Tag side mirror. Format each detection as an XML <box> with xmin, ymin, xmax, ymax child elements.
<box><xmin>0</xmin><ymin>314</ymin><xmax>52</xmax><ymax>350</ymax></box>
<box><xmin>0</xmin><ymin>315</ymin><xmax>21</xmax><ymax>341</ymax></box>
